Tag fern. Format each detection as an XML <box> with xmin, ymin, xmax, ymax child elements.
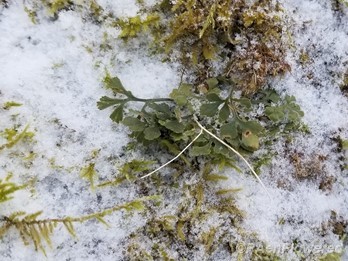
<box><xmin>98</xmin><ymin>75</ymin><xmax>305</xmax><ymax>175</ymax></box>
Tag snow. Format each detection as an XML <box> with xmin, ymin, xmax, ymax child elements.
<box><xmin>222</xmin><ymin>0</ymin><xmax>348</xmax><ymax>259</ymax></box>
<box><xmin>0</xmin><ymin>0</ymin><xmax>348</xmax><ymax>260</ymax></box>
<box><xmin>0</xmin><ymin>1</ymin><xmax>179</xmax><ymax>260</ymax></box>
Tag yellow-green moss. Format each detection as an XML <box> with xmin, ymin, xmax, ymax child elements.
<box><xmin>116</xmin><ymin>0</ymin><xmax>290</xmax><ymax>94</ymax></box>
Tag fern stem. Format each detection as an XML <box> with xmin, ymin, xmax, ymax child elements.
<box><xmin>133</xmin><ymin>97</ymin><xmax>174</xmax><ymax>103</ymax></box>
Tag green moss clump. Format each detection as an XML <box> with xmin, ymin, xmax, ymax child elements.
<box><xmin>251</xmin><ymin>247</ymin><xmax>281</xmax><ymax>261</ymax></box>
<box><xmin>23</xmin><ymin>0</ymin><xmax>104</xmax><ymax>22</ymax></box>
<box><xmin>319</xmin><ymin>252</ymin><xmax>342</xmax><ymax>261</ymax></box>
<box><xmin>116</xmin><ymin>0</ymin><xmax>290</xmax><ymax>94</ymax></box>
<box><xmin>124</xmin><ymin>177</ymin><xmax>245</xmax><ymax>260</ymax></box>
<box><xmin>0</xmin><ymin>125</ymin><xmax>35</xmax><ymax>151</ymax></box>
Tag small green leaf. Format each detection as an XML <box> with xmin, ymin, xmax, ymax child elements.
<box><xmin>268</xmin><ymin>91</ymin><xmax>281</xmax><ymax>103</ymax></box>
<box><xmin>206</xmin><ymin>78</ymin><xmax>219</xmax><ymax>89</ymax></box>
<box><xmin>241</xmin><ymin>130</ymin><xmax>259</xmax><ymax>151</ymax></box>
<box><xmin>104</xmin><ymin>75</ymin><xmax>134</xmax><ymax>98</ymax></box>
<box><xmin>161</xmin><ymin>140</ymin><xmax>190</xmax><ymax>166</ymax></box>
<box><xmin>213</xmin><ymin>142</ymin><xmax>230</xmax><ymax>156</ymax></box>
<box><xmin>200</xmin><ymin>102</ymin><xmax>222</xmax><ymax>117</ymax></box>
<box><xmin>144</xmin><ymin>126</ymin><xmax>161</xmax><ymax>140</ymax></box>
<box><xmin>169</xmin><ymin>83</ymin><xmax>192</xmax><ymax>106</ymax></box>
<box><xmin>220</xmin><ymin>122</ymin><xmax>238</xmax><ymax>139</ymax></box>
<box><xmin>104</xmin><ymin>76</ymin><xmax>125</xmax><ymax>92</ymax></box>
<box><xmin>206</xmin><ymin>93</ymin><xmax>222</xmax><ymax>102</ymax></box>
<box><xmin>264</xmin><ymin>95</ymin><xmax>304</xmax><ymax>124</ymax></box>
<box><xmin>202</xmin><ymin>44</ymin><xmax>215</xmax><ymax>60</ymax></box>
<box><xmin>262</xmin><ymin>89</ymin><xmax>280</xmax><ymax>103</ymax></box>
<box><xmin>219</xmin><ymin>103</ymin><xmax>230</xmax><ymax>122</ymax></box>
<box><xmin>123</xmin><ymin>117</ymin><xmax>146</xmax><ymax>132</ymax></box>
<box><xmin>97</xmin><ymin>96</ymin><xmax>124</xmax><ymax>110</ymax></box>
<box><xmin>148</xmin><ymin>103</ymin><xmax>172</xmax><ymax>120</ymax></box>
<box><xmin>171</xmin><ymin>128</ymin><xmax>196</xmax><ymax>142</ymax></box>
<box><xmin>285</xmin><ymin>95</ymin><xmax>296</xmax><ymax>103</ymax></box>
<box><xmin>287</xmin><ymin>103</ymin><xmax>304</xmax><ymax>121</ymax></box>
<box><xmin>110</xmin><ymin>105</ymin><xmax>124</xmax><ymax>123</ymax></box>
<box><xmin>238</xmin><ymin>120</ymin><xmax>264</xmax><ymax>135</ymax></box>
<box><xmin>236</xmin><ymin>98</ymin><xmax>252</xmax><ymax>109</ymax></box>
<box><xmin>161</xmin><ymin>120</ymin><xmax>185</xmax><ymax>133</ymax></box>
<box><xmin>190</xmin><ymin>143</ymin><xmax>211</xmax><ymax>156</ymax></box>
<box><xmin>148</xmin><ymin>103</ymin><xmax>171</xmax><ymax>114</ymax></box>
<box><xmin>265</xmin><ymin>107</ymin><xmax>284</xmax><ymax>122</ymax></box>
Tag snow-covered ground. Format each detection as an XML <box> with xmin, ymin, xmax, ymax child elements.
<box><xmin>227</xmin><ymin>0</ymin><xmax>348</xmax><ymax>259</ymax></box>
<box><xmin>0</xmin><ymin>0</ymin><xmax>347</xmax><ymax>260</ymax></box>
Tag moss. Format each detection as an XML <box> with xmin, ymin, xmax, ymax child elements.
<box><xmin>251</xmin><ymin>247</ymin><xmax>281</xmax><ymax>261</ymax></box>
<box><xmin>23</xmin><ymin>0</ymin><xmax>104</xmax><ymax>22</ymax></box>
<box><xmin>328</xmin><ymin>211</ymin><xmax>347</xmax><ymax>240</ymax></box>
<box><xmin>1</xmin><ymin>196</ymin><xmax>158</xmax><ymax>256</ymax></box>
<box><xmin>116</xmin><ymin>14</ymin><xmax>160</xmax><ymax>40</ymax></box>
<box><xmin>0</xmin><ymin>173</ymin><xmax>26</xmax><ymax>204</ymax></box>
<box><xmin>332</xmin><ymin>0</ymin><xmax>348</xmax><ymax>13</ymax></box>
<box><xmin>123</xmin><ymin>164</ymin><xmax>251</xmax><ymax>260</ymax></box>
<box><xmin>24</xmin><ymin>7</ymin><xmax>38</xmax><ymax>24</ymax></box>
<box><xmin>299</xmin><ymin>49</ymin><xmax>311</xmax><ymax>65</ymax></box>
<box><xmin>3</xmin><ymin>101</ymin><xmax>23</xmax><ymax>110</ymax></box>
<box><xmin>116</xmin><ymin>0</ymin><xmax>290</xmax><ymax>94</ymax></box>
<box><xmin>0</xmin><ymin>125</ymin><xmax>35</xmax><ymax>151</ymax></box>
<box><xmin>289</xmin><ymin>153</ymin><xmax>337</xmax><ymax>192</ymax></box>
<box><xmin>200</xmin><ymin>226</ymin><xmax>218</xmax><ymax>254</ymax></box>
<box><xmin>319</xmin><ymin>252</ymin><xmax>342</xmax><ymax>261</ymax></box>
